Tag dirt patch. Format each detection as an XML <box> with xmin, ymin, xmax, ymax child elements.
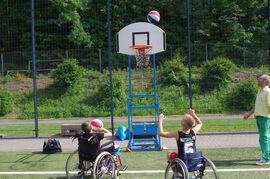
<box><xmin>231</xmin><ymin>71</ymin><xmax>260</xmax><ymax>83</ymax></box>
<box><xmin>1</xmin><ymin>78</ymin><xmax>54</xmax><ymax>94</ymax></box>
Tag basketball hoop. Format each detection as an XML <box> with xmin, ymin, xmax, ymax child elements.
<box><xmin>130</xmin><ymin>45</ymin><xmax>152</xmax><ymax>66</ymax></box>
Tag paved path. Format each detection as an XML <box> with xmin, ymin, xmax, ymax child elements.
<box><xmin>0</xmin><ymin>115</ymin><xmax>259</xmax><ymax>152</ymax></box>
<box><xmin>0</xmin><ymin>132</ymin><xmax>259</xmax><ymax>152</ymax></box>
<box><xmin>0</xmin><ymin>115</ymin><xmax>247</xmax><ymax>125</ymax></box>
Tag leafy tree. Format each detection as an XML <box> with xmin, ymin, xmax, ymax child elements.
<box><xmin>0</xmin><ymin>0</ymin><xmax>269</xmax><ymax>67</ymax></box>
<box><xmin>49</xmin><ymin>0</ymin><xmax>93</xmax><ymax>48</ymax></box>
<box><xmin>0</xmin><ymin>1</ymin><xmax>31</xmax><ymax>52</ymax></box>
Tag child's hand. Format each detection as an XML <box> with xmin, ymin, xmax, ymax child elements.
<box><xmin>188</xmin><ymin>108</ymin><xmax>195</xmax><ymax>116</ymax></box>
<box><xmin>159</xmin><ymin>114</ymin><xmax>166</xmax><ymax>121</ymax></box>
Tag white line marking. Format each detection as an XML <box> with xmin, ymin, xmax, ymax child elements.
<box><xmin>1</xmin><ymin>168</ymin><xmax>270</xmax><ymax>175</ymax></box>
<box><xmin>217</xmin><ymin>168</ymin><xmax>270</xmax><ymax>172</ymax></box>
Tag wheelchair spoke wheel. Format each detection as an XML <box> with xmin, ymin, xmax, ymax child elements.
<box><xmin>165</xmin><ymin>158</ymin><xmax>189</xmax><ymax>179</ymax></box>
<box><xmin>93</xmin><ymin>152</ymin><xmax>116</xmax><ymax>179</ymax></box>
<box><xmin>66</xmin><ymin>150</ymin><xmax>92</xmax><ymax>179</ymax></box>
<box><xmin>197</xmin><ymin>156</ymin><xmax>219</xmax><ymax>179</ymax></box>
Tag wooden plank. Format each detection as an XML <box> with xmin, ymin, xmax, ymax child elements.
<box><xmin>61</xmin><ymin>124</ymin><xmax>82</xmax><ymax>136</ymax></box>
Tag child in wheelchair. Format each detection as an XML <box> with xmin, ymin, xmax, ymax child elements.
<box><xmin>66</xmin><ymin>121</ymin><xmax>127</xmax><ymax>179</ymax></box>
<box><xmin>158</xmin><ymin>109</ymin><xmax>204</xmax><ymax>173</ymax></box>
<box><xmin>80</xmin><ymin>121</ymin><xmax>115</xmax><ymax>159</ymax></box>
<box><xmin>80</xmin><ymin>121</ymin><xmax>127</xmax><ymax>170</ymax></box>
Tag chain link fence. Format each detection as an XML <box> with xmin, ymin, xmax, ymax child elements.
<box><xmin>0</xmin><ymin>0</ymin><xmax>269</xmax><ymax>137</ymax></box>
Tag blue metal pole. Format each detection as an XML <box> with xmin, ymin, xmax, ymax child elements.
<box><xmin>187</xmin><ymin>0</ymin><xmax>192</xmax><ymax>109</ymax></box>
<box><xmin>153</xmin><ymin>54</ymin><xmax>157</xmax><ymax>103</ymax></box>
<box><xmin>31</xmin><ymin>0</ymin><xmax>38</xmax><ymax>137</ymax></box>
<box><xmin>107</xmin><ymin>0</ymin><xmax>114</xmax><ymax>136</ymax></box>
<box><xmin>141</xmin><ymin>65</ymin><xmax>143</xmax><ymax>94</ymax></box>
<box><xmin>128</xmin><ymin>56</ymin><xmax>132</xmax><ymax>96</ymax></box>
<box><xmin>128</xmin><ymin>55</ymin><xmax>132</xmax><ymax>147</ymax></box>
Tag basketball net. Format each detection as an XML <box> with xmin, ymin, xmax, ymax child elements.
<box><xmin>130</xmin><ymin>45</ymin><xmax>152</xmax><ymax>67</ymax></box>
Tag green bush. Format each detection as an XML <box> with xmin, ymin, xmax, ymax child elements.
<box><xmin>0</xmin><ymin>74</ymin><xmax>14</xmax><ymax>83</ymax></box>
<box><xmin>95</xmin><ymin>75</ymin><xmax>127</xmax><ymax>109</ymax></box>
<box><xmin>159</xmin><ymin>56</ymin><xmax>189</xmax><ymax>88</ymax></box>
<box><xmin>0</xmin><ymin>88</ymin><xmax>14</xmax><ymax>116</ymax></box>
<box><xmin>51</xmin><ymin>59</ymin><xmax>85</xmax><ymax>88</ymax></box>
<box><xmin>226</xmin><ymin>77</ymin><xmax>257</xmax><ymax>110</ymax></box>
<box><xmin>200</xmin><ymin>57</ymin><xmax>237</xmax><ymax>91</ymax></box>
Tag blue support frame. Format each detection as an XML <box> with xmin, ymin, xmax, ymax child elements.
<box><xmin>127</xmin><ymin>54</ymin><xmax>161</xmax><ymax>151</ymax></box>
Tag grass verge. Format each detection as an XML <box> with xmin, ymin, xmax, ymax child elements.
<box><xmin>0</xmin><ymin>118</ymin><xmax>258</xmax><ymax>136</ymax></box>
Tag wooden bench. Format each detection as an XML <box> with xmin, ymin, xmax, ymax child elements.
<box><xmin>61</xmin><ymin>124</ymin><xmax>82</xmax><ymax>136</ymax></box>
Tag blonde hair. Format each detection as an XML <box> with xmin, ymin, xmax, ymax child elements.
<box><xmin>182</xmin><ymin>114</ymin><xmax>194</xmax><ymax>129</ymax></box>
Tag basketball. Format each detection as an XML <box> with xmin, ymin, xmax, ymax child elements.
<box><xmin>147</xmin><ymin>10</ymin><xmax>160</xmax><ymax>24</ymax></box>
<box><xmin>91</xmin><ymin>119</ymin><xmax>104</xmax><ymax>131</ymax></box>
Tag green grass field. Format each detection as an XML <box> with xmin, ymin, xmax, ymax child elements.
<box><xmin>0</xmin><ymin>118</ymin><xmax>258</xmax><ymax>137</ymax></box>
<box><xmin>0</xmin><ymin>147</ymin><xmax>269</xmax><ymax>179</ymax></box>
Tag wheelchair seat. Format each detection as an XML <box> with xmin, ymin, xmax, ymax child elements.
<box><xmin>78</xmin><ymin>134</ymin><xmax>101</xmax><ymax>162</ymax></box>
<box><xmin>184</xmin><ymin>151</ymin><xmax>205</xmax><ymax>172</ymax></box>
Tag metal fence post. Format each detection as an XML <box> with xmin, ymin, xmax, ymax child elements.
<box><xmin>99</xmin><ymin>48</ymin><xmax>102</xmax><ymax>72</ymax></box>
<box><xmin>1</xmin><ymin>53</ymin><xmax>3</xmax><ymax>77</ymax></box>
<box><xmin>187</xmin><ymin>0</ymin><xmax>192</xmax><ymax>109</ymax></box>
<box><xmin>31</xmin><ymin>0</ymin><xmax>39</xmax><ymax>137</ymax></box>
<box><xmin>170</xmin><ymin>46</ymin><xmax>173</xmax><ymax>60</ymax></box>
<box><xmin>243</xmin><ymin>43</ymin><xmax>246</xmax><ymax>67</ymax></box>
<box><xmin>66</xmin><ymin>49</ymin><xmax>69</xmax><ymax>59</ymax></box>
<box><xmin>205</xmin><ymin>44</ymin><xmax>208</xmax><ymax>61</ymax></box>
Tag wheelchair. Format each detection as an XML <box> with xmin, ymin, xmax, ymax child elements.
<box><xmin>165</xmin><ymin>151</ymin><xmax>218</xmax><ymax>179</ymax></box>
<box><xmin>66</xmin><ymin>133</ymin><xmax>128</xmax><ymax>179</ymax></box>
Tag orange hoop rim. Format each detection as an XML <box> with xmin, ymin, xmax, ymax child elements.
<box><xmin>130</xmin><ymin>45</ymin><xmax>152</xmax><ymax>55</ymax></box>
<box><xmin>130</xmin><ymin>45</ymin><xmax>152</xmax><ymax>49</ymax></box>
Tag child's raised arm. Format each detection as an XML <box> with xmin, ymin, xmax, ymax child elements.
<box><xmin>101</xmin><ymin>127</ymin><xmax>112</xmax><ymax>138</ymax></box>
<box><xmin>158</xmin><ymin>114</ymin><xmax>178</xmax><ymax>139</ymax></box>
<box><xmin>188</xmin><ymin>109</ymin><xmax>202</xmax><ymax>135</ymax></box>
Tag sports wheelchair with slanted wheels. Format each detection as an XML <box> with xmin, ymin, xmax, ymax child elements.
<box><xmin>66</xmin><ymin>133</ymin><xmax>128</xmax><ymax>179</ymax></box>
<box><xmin>165</xmin><ymin>151</ymin><xmax>218</xmax><ymax>179</ymax></box>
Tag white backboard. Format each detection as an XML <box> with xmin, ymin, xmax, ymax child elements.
<box><xmin>116</xmin><ymin>22</ymin><xmax>166</xmax><ymax>55</ymax></box>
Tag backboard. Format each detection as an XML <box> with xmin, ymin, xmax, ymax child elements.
<box><xmin>116</xmin><ymin>22</ymin><xmax>166</xmax><ymax>55</ymax></box>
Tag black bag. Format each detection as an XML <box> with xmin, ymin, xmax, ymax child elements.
<box><xmin>42</xmin><ymin>138</ymin><xmax>62</xmax><ymax>154</ymax></box>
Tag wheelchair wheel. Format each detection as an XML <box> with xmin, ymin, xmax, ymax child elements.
<box><xmin>93</xmin><ymin>151</ymin><xmax>116</xmax><ymax>179</ymax></box>
<box><xmin>66</xmin><ymin>150</ymin><xmax>92</xmax><ymax>179</ymax></box>
<box><xmin>165</xmin><ymin>158</ymin><xmax>189</xmax><ymax>179</ymax></box>
<box><xmin>200</xmin><ymin>156</ymin><xmax>219</xmax><ymax>179</ymax></box>
<box><xmin>190</xmin><ymin>156</ymin><xmax>218</xmax><ymax>179</ymax></box>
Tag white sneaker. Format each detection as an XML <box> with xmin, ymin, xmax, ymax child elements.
<box><xmin>256</xmin><ymin>157</ymin><xmax>270</xmax><ymax>166</ymax></box>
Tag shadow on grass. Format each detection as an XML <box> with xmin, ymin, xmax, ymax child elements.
<box><xmin>213</xmin><ymin>159</ymin><xmax>258</xmax><ymax>167</ymax></box>
<box><xmin>15</xmin><ymin>152</ymin><xmax>49</xmax><ymax>162</ymax></box>
<box><xmin>48</xmin><ymin>176</ymin><xmax>94</xmax><ymax>179</ymax></box>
